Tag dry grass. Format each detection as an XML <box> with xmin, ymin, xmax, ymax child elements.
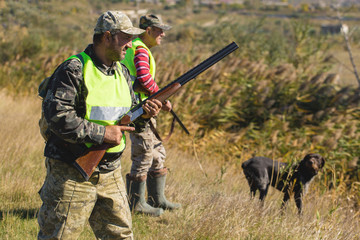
<box><xmin>0</xmin><ymin>91</ymin><xmax>359</xmax><ymax>239</ymax></box>
<box><xmin>138</xmin><ymin>147</ymin><xmax>360</xmax><ymax>240</ymax></box>
<box><xmin>0</xmin><ymin>90</ymin><xmax>44</xmax><ymax>239</ymax></box>
<box><xmin>0</xmin><ymin>91</ymin><xmax>44</xmax><ymax>207</ymax></box>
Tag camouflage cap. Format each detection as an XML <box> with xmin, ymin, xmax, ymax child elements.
<box><xmin>94</xmin><ymin>11</ymin><xmax>145</xmax><ymax>35</ymax></box>
<box><xmin>139</xmin><ymin>14</ymin><xmax>172</xmax><ymax>31</ymax></box>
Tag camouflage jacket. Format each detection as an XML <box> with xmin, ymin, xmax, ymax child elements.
<box><xmin>43</xmin><ymin>44</ymin><xmax>142</xmax><ymax>171</ymax></box>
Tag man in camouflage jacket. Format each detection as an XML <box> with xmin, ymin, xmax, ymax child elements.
<box><xmin>37</xmin><ymin>11</ymin><xmax>162</xmax><ymax>240</ymax></box>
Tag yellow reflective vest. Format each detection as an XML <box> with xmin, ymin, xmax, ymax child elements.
<box><xmin>69</xmin><ymin>52</ymin><xmax>132</xmax><ymax>153</ymax></box>
<box><xmin>122</xmin><ymin>37</ymin><xmax>156</xmax><ymax>101</ymax></box>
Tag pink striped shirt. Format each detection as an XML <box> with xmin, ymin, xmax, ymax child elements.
<box><xmin>134</xmin><ymin>46</ymin><xmax>159</xmax><ymax>95</ymax></box>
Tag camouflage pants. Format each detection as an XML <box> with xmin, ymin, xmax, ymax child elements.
<box><xmin>130</xmin><ymin>118</ymin><xmax>166</xmax><ymax>177</ymax></box>
<box><xmin>37</xmin><ymin>158</ymin><xmax>133</xmax><ymax>240</ymax></box>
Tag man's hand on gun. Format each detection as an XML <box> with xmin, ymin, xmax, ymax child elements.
<box><xmin>161</xmin><ymin>100</ymin><xmax>172</xmax><ymax>112</ymax></box>
<box><xmin>104</xmin><ymin>125</ymin><xmax>135</xmax><ymax>145</ymax></box>
<box><xmin>142</xmin><ymin>99</ymin><xmax>162</xmax><ymax>118</ymax></box>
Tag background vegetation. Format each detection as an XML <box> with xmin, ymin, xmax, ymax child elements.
<box><xmin>0</xmin><ymin>0</ymin><xmax>359</xmax><ymax>239</ymax></box>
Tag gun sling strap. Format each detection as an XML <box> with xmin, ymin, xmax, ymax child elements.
<box><xmin>148</xmin><ymin>116</ymin><xmax>176</xmax><ymax>142</ymax></box>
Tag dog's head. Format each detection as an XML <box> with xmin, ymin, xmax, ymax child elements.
<box><xmin>301</xmin><ymin>153</ymin><xmax>325</xmax><ymax>175</ymax></box>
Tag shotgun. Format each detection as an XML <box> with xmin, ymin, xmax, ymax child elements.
<box><xmin>74</xmin><ymin>41</ymin><xmax>239</xmax><ymax>180</ymax></box>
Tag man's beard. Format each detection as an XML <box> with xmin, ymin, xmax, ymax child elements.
<box><xmin>107</xmin><ymin>45</ymin><xmax>123</xmax><ymax>62</ymax></box>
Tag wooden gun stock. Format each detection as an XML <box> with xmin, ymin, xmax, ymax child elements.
<box><xmin>133</xmin><ymin>79</ymin><xmax>181</xmax><ymax>102</ymax></box>
<box><xmin>74</xmin><ymin>42</ymin><xmax>239</xmax><ymax>180</ymax></box>
<box><xmin>73</xmin><ymin>143</ymin><xmax>111</xmax><ymax>181</ymax></box>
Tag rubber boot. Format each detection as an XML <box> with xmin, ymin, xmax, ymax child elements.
<box><xmin>126</xmin><ymin>174</ymin><xmax>164</xmax><ymax>217</ymax></box>
<box><xmin>147</xmin><ymin>168</ymin><xmax>181</xmax><ymax>210</ymax></box>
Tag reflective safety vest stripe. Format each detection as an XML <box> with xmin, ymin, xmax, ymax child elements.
<box><xmin>122</xmin><ymin>37</ymin><xmax>156</xmax><ymax>101</ymax></box>
<box><xmin>68</xmin><ymin>52</ymin><xmax>132</xmax><ymax>153</ymax></box>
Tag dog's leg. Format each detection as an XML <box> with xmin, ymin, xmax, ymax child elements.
<box><xmin>250</xmin><ymin>184</ymin><xmax>257</xmax><ymax>199</ymax></box>
<box><xmin>259</xmin><ymin>185</ymin><xmax>269</xmax><ymax>201</ymax></box>
<box><xmin>294</xmin><ymin>191</ymin><xmax>303</xmax><ymax>214</ymax></box>
<box><xmin>281</xmin><ymin>191</ymin><xmax>290</xmax><ymax>211</ymax></box>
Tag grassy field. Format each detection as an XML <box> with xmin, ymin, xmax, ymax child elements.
<box><xmin>1</xmin><ymin>1</ymin><xmax>360</xmax><ymax>239</ymax></box>
<box><xmin>0</xmin><ymin>92</ymin><xmax>359</xmax><ymax>239</ymax></box>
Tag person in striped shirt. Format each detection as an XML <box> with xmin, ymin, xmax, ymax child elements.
<box><xmin>122</xmin><ymin>14</ymin><xmax>181</xmax><ymax>217</ymax></box>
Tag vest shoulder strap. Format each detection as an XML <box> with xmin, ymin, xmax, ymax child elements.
<box><xmin>116</xmin><ymin>63</ymin><xmax>137</xmax><ymax>107</ymax></box>
<box><xmin>76</xmin><ymin>53</ymin><xmax>85</xmax><ymax>66</ymax></box>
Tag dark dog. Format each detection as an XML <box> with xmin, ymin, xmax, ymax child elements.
<box><xmin>241</xmin><ymin>153</ymin><xmax>325</xmax><ymax>214</ymax></box>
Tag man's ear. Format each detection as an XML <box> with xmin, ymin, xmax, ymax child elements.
<box><xmin>146</xmin><ymin>26</ymin><xmax>152</xmax><ymax>35</ymax></box>
<box><xmin>103</xmin><ymin>31</ymin><xmax>112</xmax><ymax>43</ymax></box>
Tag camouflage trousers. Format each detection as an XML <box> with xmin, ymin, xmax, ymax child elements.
<box><xmin>130</xmin><ymin>118</ymin><xmax>166</xmax><ymax>178</ymax></box>
<box><xmin>37</xmin><ymin>158</ymin><xmax>133</xmax><ymax>240</ymax></box>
